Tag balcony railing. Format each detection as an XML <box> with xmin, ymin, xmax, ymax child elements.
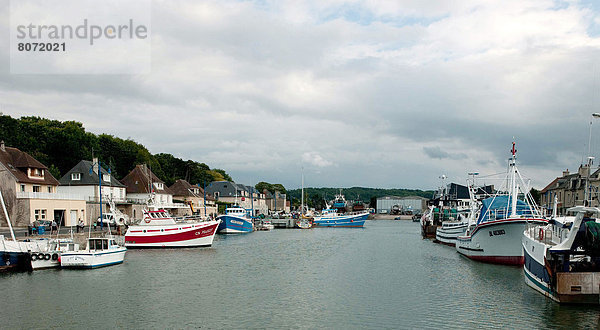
<box><xmin>17</xmin><ymin>192</ymin><xmax>86</xmax><ymax>200</ymax></box>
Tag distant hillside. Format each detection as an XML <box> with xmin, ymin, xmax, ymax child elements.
<box><xmin>0</xmin><ymin>114</ymin><xmax>232</xmax><ymax>186</ymax></box>
<box><xmin>288</xmin><ymin>187</ymin><xmax>434</xmax><ymax>208</ymax></box>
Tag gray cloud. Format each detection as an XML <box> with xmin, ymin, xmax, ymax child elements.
<box><xmin>0</xmin><ymin>0</ymin><xmax>599</xmax><ymax>190</ymax></box>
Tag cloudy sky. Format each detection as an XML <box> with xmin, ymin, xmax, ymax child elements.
<box><xmin>1</xmin><ymin>0</ymin><xmax>600</xmax><ymax>190</ymax></box>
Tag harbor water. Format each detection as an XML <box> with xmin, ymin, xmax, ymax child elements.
<box><xmin>2</xmin><ymin>221</ymin><xmax>599</xmax><ymax>328</ymax></box>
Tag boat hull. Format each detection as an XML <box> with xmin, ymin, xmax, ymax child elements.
<box><xmin>217</xmin><ymin>215</ymin><xmax>253</xmax><ymax>234</ymax></box>
<box><xmin>125</xmin><ymin>221</ymin><xmax>220</xmax><ymax>248</ymax></box>
<box><xmin>30</xmin><ymin>252</ymin><xmax>61</xmax><ymax>270</ymax></box>
<box><xmin>522</xmin><ymin>227</ymin><xmax>600</xmax><ymax>304</ymax></box>
<box><xmin>313</xmin><ymin>213</ymin><xmax>368</xmax><ymax>228</ymax></box>
<box><xmin>435</xmin><ymin>222</ymin><xmax>468</xmax><ymax>246</ymax></box>
<box><xmin>456</xmin><ymin>218</ymin><xmax>547</xmax><ymax>266</ymax></box>
<box><xmin>0</xmin><ymin>251</ymin><xmax>31</xmax><ymax>272</ymax></box>
<box><xmin>61</xmin><ymin>248</ymin><xmax>127</xmax><ymax>269</ymax></box>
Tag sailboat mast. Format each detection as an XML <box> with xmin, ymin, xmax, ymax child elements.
<box><xmin>301</xmin><ymin>167</ymin><xmax>304</xmax><ymax>215</ymax></box>
<box><xmin>510</xmin><ymin>142</ymin><xmax>518</xmax><ymax>217</ymax></box>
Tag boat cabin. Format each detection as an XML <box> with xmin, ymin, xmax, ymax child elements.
<box><xmin>140</xmin><ymin>209</ymin><xmax>176</xmax><ymax>225</ymax></box>
<box><xmin>225</xmin><ymin>206</ymin><xmax>250</xmax><ymax>217</ymax></box>
<box><xmin>86</xmin><ymin>238</ymin><xmax>119</xmax><ymax>251</ymax></box>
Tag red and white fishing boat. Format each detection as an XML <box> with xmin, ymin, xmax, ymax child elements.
<box><xmin>124</xmin><ymin>209</ymin><xmax>220</xmax><ymax>248</ymax></box>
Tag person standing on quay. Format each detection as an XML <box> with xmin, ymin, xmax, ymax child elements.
<box><xmin>51</xmin><ymin>220</ymin><xmax>58</xmax><ymax>234</ymax></box>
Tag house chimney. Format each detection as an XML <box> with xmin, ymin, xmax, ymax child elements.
<box><xmin>0</xmin><ymin>140</ymin><xmax>4</xmax><ymax>152</ymax></box>
<box><xmin>562</xmin><ymin>169</ymin><xmax>569</xmax><ymax>177</ymax></box>
<box><xmin>93</xmin><ymin>157</ymin><xmax>99</xmax><ymax>174</ymax></box>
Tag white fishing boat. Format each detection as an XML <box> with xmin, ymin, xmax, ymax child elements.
<box><xmin>30</xmin><ymin>239</ymin><xmax>79</xmax><ymax>270</ymax></box>
<box><xmin>125</xmin><ymin>208</ymin><xmax>220</xmax><ymax>247</ymax></box>
<box><xmin>523</xmin><ymin>206</ymin><xmax>600</xmax><ymax>304</ymax></box>
<box><xmin>60</xmin><ymin>237</ymin><xmax>126</xmax><ymax>269</ymax></box>
<box><xmin>456</xmin><ymin>143</ymin><xmax>548</xmax><ymax>265</ymax></box>
<box><xmin>435</xmin><ymin>218</ymin><xmax>469</xmax><ymax>246</ymax></box>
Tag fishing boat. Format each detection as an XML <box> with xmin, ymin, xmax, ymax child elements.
<box><xmin>61</xmin><ymin>237</ymin><xmax>127</xmax><ymax>269</ymax></box>
<box><xmin>217</xmin><ymin>205</ymin><xmax>254</xmax><ymax>234</ymax></box>
<box><xmin>30</xmin><ymin>239</ymin><xmax>79</xmax><ymax>270</ymax></box>
<box><xmin>435</xmin><ymin>188</ymin><xmax>478</xmax><ymax>245</ymax></box>
<box><xmin>125</xmin><ymin>208</ymin><xmax>220</xmax><ymax>247</ymax></box>
<box><xmin>456</xmin><ymin>143</ymin><xmax>548</xmax><ymax>265</ymax></box>
<box><xmin>331</xmin><ymin>190</ymin><xmax>348</xmax><ymax>213</ymax></box>
<box><xmin>435</xmin><ymin>216</ymin><xmax>469</xmax><ymax>246</ymax></box>
<box><xmin>0</xmin><ymin>189</ymin><xmax>50</xmax><ymax>272</ymax></box>
<box><xmin>296</xmin><ymin>216</ymin><xmax>313</xmax><ymax>229</ymax></box>
<box><xmin>420</xmin><ymin>207</ymin><xmax>441</xmax><ymax>238</ymax></box>
<box><xmin>313</xmin><ymin>209</ymin><xmax>369</xmax><ymax>227</ymax></box>
<box><xmin>522</xmin><ymin>206</ymin><xmax>600</xmax><ymax>304</ymax></box>
<box><xmin>255</xmin><ymin>219</ymin><xmax>274</xmax><ymax>231</ymax></box>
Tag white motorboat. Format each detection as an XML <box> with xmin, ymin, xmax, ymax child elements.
<box><xmin>61</xmin><ymin>237</ymin><xmax>126</xmax><ymax>269</ymax></box>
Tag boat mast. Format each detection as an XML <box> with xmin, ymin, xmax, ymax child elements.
<box><xmin>301</xmin><ymin>167</ymin><xmax>304</xmax><ymax>216</ymax></box>
<box><xmin>510</xmin><ymin>142</ymin><xmax>518</xmax><ymax>217</ymax></box>
<box><xmin>0</xmin><ymin>188</ymin><xmax>16</xmax><ymax>241</ymax></box>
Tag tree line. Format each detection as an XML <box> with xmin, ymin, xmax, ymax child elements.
<box><xmin>0</xmin><ymin>115</ymin><xmax>233</xmax><ymax>186</ymax></box>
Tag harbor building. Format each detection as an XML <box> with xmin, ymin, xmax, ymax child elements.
<box><xmin>0</xmin><ymin>141</ymin><xmax>86</xmax><ymax>227</ymax></box>
<box><xmin>430</xmin><ymin>183</ymin><xmax>494</xmax><ymax>208</ymax></box>
<box><xmin>264</xmin><ymin>190</ymin><xmax>290</xmax><ymax>213</ymax></box>
<box><xmin>376</xmin><ymin>196</ymin><xmax>429</xmax><ymax>214</ymax></box>
<box><xmin>540</xmin><ymin>165</ymin><xmax>600</xmax><ymax>215</ymax></box>
<box><xmin>169</xmin><ymin>179</ymin><xmax>217</xmax><ymax>217</ymax></box>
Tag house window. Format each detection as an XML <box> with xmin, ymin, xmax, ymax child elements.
<box><xmin>102</xmin><ymin>174</ymin><xmax>110</xmax><ymax>182</ymax></box>
<box><xmin>154</xmin><ymin>182</ymin><xmax>164</xmax><ymax>190</ymax></box>
<box><xmin>33</xmin><ymin>185</ymin><xmax>41</xmax><ymax>192</ymax></box>
<box><xmin>20</xmin><ymin>184</ymin><xmax>25</xmax><ymax>192</ymax></box>
<box><xmin>34</xmin><ymin>209</ymin><xmax>47</xmax><ymax>220</ymax></box>
<box><xmin>47</xmin><ymin>186</ymin><xmax>52</xmax><ymax>193</ymax></box>
<box><xmin>71</xmin><ymin>173</ymin><xmax>81</xmax><ymax>180</ymax></box>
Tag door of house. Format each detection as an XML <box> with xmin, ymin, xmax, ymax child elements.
<box><xmin>70</xmin><ymin>210</ymin><xmax>78</xmax><ymax>227</ymax></box>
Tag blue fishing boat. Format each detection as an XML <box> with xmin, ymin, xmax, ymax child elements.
<box><xmin>217</xmin><ymin>206</ymin><xmax>254</xmax><ymax>234</ymax></box>
<box><xmin>313</xmin><ymin>209</ymin><xmax>368</xmax><ymax>228</ymax></box>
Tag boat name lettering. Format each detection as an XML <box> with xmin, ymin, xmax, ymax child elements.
<box><xmin>489</xmin><ymin>229</ymin><xmax>505</xmax><ymax>237</ymax></box>
<box><xmin>230</xmin><ymin>220</ymin><xmax>244</xmax><ymax>225</ymax></box>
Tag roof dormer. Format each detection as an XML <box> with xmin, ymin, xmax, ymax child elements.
<box><xmin>28</xmin><ymin>167</ymin><xmax>44</xmax><ymax>180</ymax></box>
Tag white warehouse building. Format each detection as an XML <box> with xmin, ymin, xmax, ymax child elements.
<box><xmin>376</xmin><ymin>196</ymin><xmax>429</xmax><ymax>214</ymax></box>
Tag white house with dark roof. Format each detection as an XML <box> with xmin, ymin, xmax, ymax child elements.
<box><xmin>58</xmin><ymin>158</ymin><xmax>127</xmax><ymax>203</ymax></box>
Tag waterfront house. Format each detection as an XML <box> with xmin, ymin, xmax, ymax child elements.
<box><xmin>0</xmin><ymin>141</ymin><xmax>86</xmax><ymax>227</ymax></box>
<box><xmin>58</xmin><ymin>158</ymin><xmax>127</xmax><ymax>203</ymax></box>
<box><xmin>540</xmin><ymin>165</ymin><xmax>600</xmax><ymax>215</ymax></box>
<box><xmin>206</xmin><ymin>181</ymin><xmax>270</xmax><ymax>215</ymax></box>
<box><xmin>263</xmin><ymin>190</ymin><xmax>289</xmax><ymax>213</ymax></box>
<box><xmin>169</xmin><ymin>179</ymin><xmax>217</xmax><ymax>217</ymax></box>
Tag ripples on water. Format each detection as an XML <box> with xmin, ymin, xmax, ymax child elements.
<box><xmin>2</xmin><ymin>221</ymin><xmax>599</xmax><ymax>329</ymax></box>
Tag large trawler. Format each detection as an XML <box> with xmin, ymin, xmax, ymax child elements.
<box><xmin>125</xmin><ymin>208</ymin><xmax>220</xmax><ymax>247</ymax></box>
<box><xmin>217</xmin><ymin>206</ymin><xmax>254</xmax><ymax>234</ymax></box>
<box><xmin>455</xmin><ymin>143</ymin><xmax>548</xmax><ymax>265</ymax></box>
